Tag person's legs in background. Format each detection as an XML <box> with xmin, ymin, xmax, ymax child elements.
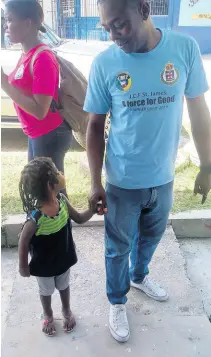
<box><xmin>51</xmin><ymin>122</ymin><xmax>72</xmax><ymax>197</ymax></box>
<box><xmin>28</xmin><ymin>138</ymin><xmax>34</xmax><ymax>162</ymax></box>
<box><xmin>130</xmin><ymin>181</ymin><xmax>173</xmax><ymax>301</ymax></box>
<box><xmin>50</xmin><ymin>122</ymin><xmax>72</xmax><ymax>173</ymax></box>
<box><xmin>27</xmin><ymin>122</ymin><xmax>72</xmax><ymax>196</ymax></box>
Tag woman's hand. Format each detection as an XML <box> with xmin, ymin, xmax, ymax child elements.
<box><xmin>1</xmin><ymin>67</ymin><xmax>8</xmax><ymax>89</ymax></box>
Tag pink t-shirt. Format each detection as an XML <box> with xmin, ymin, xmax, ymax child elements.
<box><xmin>8</xmin><ymin>44</ymin><xmax>63</xmax><ymax>138</ymax></box>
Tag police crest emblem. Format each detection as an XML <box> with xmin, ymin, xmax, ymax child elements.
<box><xmin>161</xmin><ymin>63</ymin><xmax>179</xmax><ymax>86</ymax></box>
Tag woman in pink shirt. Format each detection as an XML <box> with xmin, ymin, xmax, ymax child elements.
<box><xmin>1</xmin><ymin>0</ymin><xmax>71</xmax><ymax>179</ymax></box>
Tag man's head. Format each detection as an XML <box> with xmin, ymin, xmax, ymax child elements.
<box><xmin>98</xmin><ymin>0</ymin><xmax>151</xmax><ymax>53</ymax></box>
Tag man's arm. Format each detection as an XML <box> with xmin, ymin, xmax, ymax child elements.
<box><xmin>186</xmin><ymin>94</ymin><xmax>211</xmax><ymax>202</ymax></box>
<box><xmin>86</xmin><ymin>113</ymin><xmax>106</xmax><ymax>186</ymax></box>
<box><xmin>86</xmin><ymin>113</ymin><xmax>107</xmax><ymax>209</ymax></box>
<box><xmin>83</xmin><ymin>56</ymin><xmax>111</xmax><ymax>210</ymax></box>
<box><xmin>187</xmin><ymin>94</ymin><xmax>211</xmax><ymax>166</ymax></box>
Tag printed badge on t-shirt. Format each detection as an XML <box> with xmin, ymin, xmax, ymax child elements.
<box><xmin>14</xmin><ymin>64</ymin><xmax>24</xmax><ymax>80</ymax></box>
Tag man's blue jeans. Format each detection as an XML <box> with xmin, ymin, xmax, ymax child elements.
<box><xmin>104</xmin><ymin>181</ymin><xmax>173</xmax><ymax>305</ymax></box>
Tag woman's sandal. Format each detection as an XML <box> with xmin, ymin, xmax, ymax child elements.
<box><xmin>63</xmin><ymin>314</ymin><xmax>76</xmax><ymax>333</ymax></box>
<box><xmin>42</xmin><ymin>319</ymin><xmax>56</xmax><ymax>337</ymax></box>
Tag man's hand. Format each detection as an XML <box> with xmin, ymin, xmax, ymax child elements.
<box><xmin>194</xmin><ymin>171</ymin><xmax>211</xmax><ymax>204</ymax></box>
<box><xmin>19</xmin><ymin>265</ymin><xmax>30</xmax><ymax>278</ymax></box>
<box><xmin>89</xmin><ymin>183</ymin><xmax>107</xmax><ymax>215</ymax></box>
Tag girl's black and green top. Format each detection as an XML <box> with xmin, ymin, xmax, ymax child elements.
<box><xmin>27</xmin><ymin>195</ymin><xmax>77</xmax><ymax>277</ymax></box>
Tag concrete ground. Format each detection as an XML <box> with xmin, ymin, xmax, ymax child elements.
<box><xmin>1</xmin><ymin>227</ymin><xmax>211</xmax><ymax>357</ymax></box>
<box><xmin>179</xmin><ymin>238</ymin><xmax>211</xmax><ymax>320</ymax></box>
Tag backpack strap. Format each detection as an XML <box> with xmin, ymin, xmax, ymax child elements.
<box><xmin>29</xmin><ymin>45</ymin><xmax>52</xmax><ymax>76</ymax></box>
<box><xmin>21</xmin><ymin>209</ymin><xmax>42</xmax><ymax>233</ymax></box>
<box><xmin>28</xmin><ymin>209</ymin><xmax>42</xmax><ymax>224</ymax></box>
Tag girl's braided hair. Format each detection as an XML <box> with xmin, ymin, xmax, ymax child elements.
<box><xmin>19</xmin><ymin>157</ymin><xmax>59</xmax><ymax>213</ymax></box>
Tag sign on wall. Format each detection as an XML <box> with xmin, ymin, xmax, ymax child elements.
<box><xmin>179</xmin><ymin>0</ymin><xmax>211</xmax><ymax>27</ymax></box>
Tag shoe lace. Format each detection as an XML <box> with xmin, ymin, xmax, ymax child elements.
<box><xmin>144</xmin><ymin>277</ymin><xmax>160</xmax><ymax>293</ymax></box>
<box><xmin>113</xmin><ymin>305</ymin><xmax>128</xmax><ymax>329</ymax></box>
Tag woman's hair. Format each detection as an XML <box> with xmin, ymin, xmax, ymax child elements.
<box><xmin>5</xmin><ymin>0</ymin><xmax>46</xmax><ymax>33</ymax></box>
<box><xmin>19</xmin><ymin>157</ymin><xmax>59</xmax><ymax>213</ymax></box>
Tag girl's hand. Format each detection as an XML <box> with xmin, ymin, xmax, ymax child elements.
<box><xmin>96</xmin><ymin>203</ymin><xmax>108</xmax><ymax>215</ymax></box>
<box><xmin>19</xmin><ymin>265</ymin><xmax>30</xmax><ymax>277</ymax></box>
<box><xmin>89</xmin><ymin>198</ymin><xmax>107</xmax><ymax>215</ymax></box>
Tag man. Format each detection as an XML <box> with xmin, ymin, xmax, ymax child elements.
<box><xmin>84</xmin><ymin>0</ymin><xmax>211</xmax><ymax>343</ymax></box>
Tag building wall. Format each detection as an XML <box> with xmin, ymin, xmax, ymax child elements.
<box><xmin>172</xmin><ymin>0</ymin><xmax>211</xmax><ymax>54</ymax></box>
<box><xmin>54</xmin><ymin>0</ymin><xmax>211</xmax><ymax>54</ymax></box>
<box><xmin>41</xmin><ymin>0</ymin><xmax>58</xmax><ymax>31</ymax></box>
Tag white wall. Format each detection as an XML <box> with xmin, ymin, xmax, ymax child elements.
<box><xmin>81</xmin><ymin>0</ymin><xmax>98</xmax><ymax>17</ymax></box>
<box><xmin>42</xmin><ymin>0</ymin><xmax>54</xmax><ymax>29</ymax></box>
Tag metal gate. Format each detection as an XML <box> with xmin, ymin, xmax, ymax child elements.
<box><xmin>55</xmin><ymin>0</ymin><xmax>172</xmax><ymax>41</ymax></box>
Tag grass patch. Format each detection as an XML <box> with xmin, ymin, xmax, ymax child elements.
<box><xmin>180</xmin><ymin>125</ymin><xmax>190</xmax><ymax>139</ymax></box>
<box><xmin>1</xmin><ymin>152</ymin><xmax>210</xmax><ymax>218</ymax></box>
<box><xmin>1</xmin><ymin>152</ymin><xmax>91</xmax><ymax>218</ymax></box>
<box><xmin>173</xmin><ymin>162</ymin><xmax>211</xmax><ymax>213</ymax></box>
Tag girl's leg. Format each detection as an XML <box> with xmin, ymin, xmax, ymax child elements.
<box><xmin>59</xmin><ymin>287</ymin><xmax>76</xmax><ymax>332</ymax></box>
<box><xmin>40</xmin><ymin>295</ymin><xmax>56</xmax><ymax>336</ymax></box>
<box><xmin>36</xmin><ymin>277</ymin><xmax>56</xmax><ymax>336</ymax></box>
<box><xmin>55</xmin><ymin>269</ymin><xmax>76</xmax><ymax>332</ymax></box>
<box><xmin>59</xmin><ymin>286</ymin><xmax>70</xmax><ymax>315</ymax></box>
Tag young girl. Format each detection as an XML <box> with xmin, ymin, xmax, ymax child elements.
<box><xmin>19</xmin><ymin>157</ymin><xmax>96</xmax><ymax>337</ymax></box>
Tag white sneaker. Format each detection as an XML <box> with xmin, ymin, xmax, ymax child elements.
<box><xmin>109</xmin><ymin>304</ymin><xmax>130</xmax><ymax>343</ymax></box>
<box><xmin>130</xmin><ymin>276</ymin><xmax>169</xmax><ymax>302</ymax></box>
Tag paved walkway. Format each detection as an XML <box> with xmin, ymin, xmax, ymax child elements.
<box><xmin>2</xmin><ymin>227</ymin><xmax>211</xmax><ymax>356</ymax></box>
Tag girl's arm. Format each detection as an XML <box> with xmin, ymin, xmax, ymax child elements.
<box><xmin>61</xmin><ymin>194</ymin><xmax>95</xmax><ymax>224</ymax></box>
<box><xmin>18</xmin><ymin>220</ymin><xmax>37</xmax><ymax>277</ymax></box>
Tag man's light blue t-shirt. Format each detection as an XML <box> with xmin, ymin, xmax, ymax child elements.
<box><xmin>84</xmin><ymin>29</ymin><xmax>209</xmax><ymax>189</ymax></box>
